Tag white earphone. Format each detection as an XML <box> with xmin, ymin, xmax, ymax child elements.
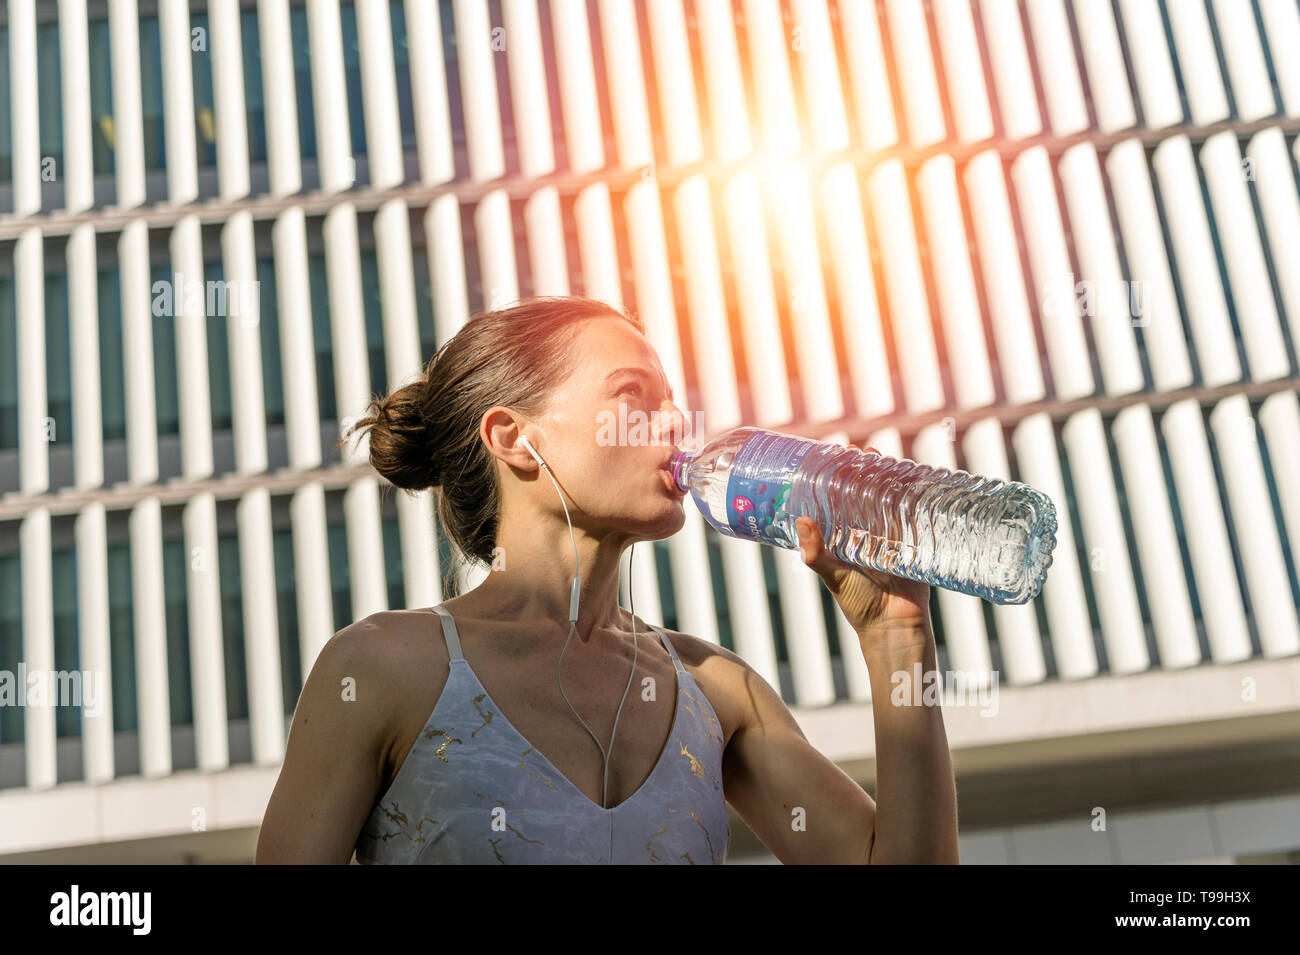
<box><xmin>518</xmin><ymin>432</ymin><xmax>639</xmax><ymax>810</ymax></box>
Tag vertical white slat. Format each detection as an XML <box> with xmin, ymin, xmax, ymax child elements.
<box><xmin>1151</xmin><ymin>136</ymin><xmax>1242</xmax><ymax>387</ymax></box>
<box><xmin>307</xmin><ymin>0</ymin><xmax>353</xmax><ymax>192</ymax></box>
<box><xmin>1009</xmin><ymin>147</ymin><xmax>1094</xmax><ymax>401</ymax></box>
<box><xmin>963</xmin><ymin>151</ymin><xmax>1046</xmax><ymax>405</ymax></box>
<box><xmin>404</xmin><ymin>0</ymin><xmax>470</xmax><ymax>358</ymax></box>
<box><xmin>354</xmin><ymin>0</ymin><xmax>402</xmax><ymax>189</ymax></box>
<box><xmin>765</xmin><ymin>157</ymin><xmax>843</xmax><ymax>424</ymax></box>
<box><xmin>210</xmin><ymin>0</ymin><xmax>285</xmax><ymax>763</ymax></box>
<box><xmin>740</xmin><ymin>0</ymin><xmax>802</xmax><ymax>154</ymax></box>
<box><xmin>1258</xmin><ymin>0</ymin><xmax>1300</xmax><ymax>116</ymax></box>
<box><xmin>1208</xmin><ymin>396</ymin><xmax>1300</xmax><ymax>657</ymax></box>
<box><xmin>121</xmin><ymin>219</ymin><xmax>158</xmax><ymax>484</ymax></box>
<box><xmin>159</xmin><ymin>1</ymin><xmax>228</xmax><ymax>772</ymax></box>
<box><xmin>882</xmin><ymin>0</ymin><xmax>947</xmax><ymax>146</ymax></box>
<box><xmin>21</xmin><ymin>510</ymin><xmax>56</xmax><ymax>789</ymax></box>
<box><xmin>59</xmin><ymin>0</ymin><xmax>94</xmax><ymax>211</ymax></box>
<box><xmin>503</xmin><ymin>0</ymin><xmax>567</xmax><ymax>295</ymax></box>
<box><xmin>962</xmin><ymin>418</ymin><xmax>1046</xmax><ymax>685</ymax></box>
<box><xmin>1161</xmin><ymin>398</ymin><xmax>1252</xmax><ymax>662</ymax></box>
<box><xmin>307</xmin><ymin>0</ymin><xmax>387</xmax><ymax>621</ymax></box>
<box><xmin>130</xmin><ymin>497</ymin><xmax>171</xmax><ymax>776</ymax></box>
<box><xmin>931</xmin><ymin>0</ymin><xmax>995</xmax><ymax>142</ymax></box>
<box><xmin>1114</xmin><ymin>0</ymin><xmax>1184</xmax><ymax>128</ymax></box>
<box><xmin>868</xmin><ymin>159</ymin><xmax>945</xmax><ymax>413</ymax></box>
<box><xmin>820</xmin><ymin>161</ymin><xmax>894</xmax><ymax>420</ymax></box>
<box><xmin>1199</xmin><ymin>130</ymin><xmax>1290</xmax><ymax>382</ymax></box>
<box><xmin>290</xmin><ymin>482</ymin><xmax>334</xmax><ymax>677</ymax></box>
<box><xmin>259</xmin><ymin>0</ymin><xmax>303</xmax><ymax>197</ymax></box>
<box><xmin>453</xmin><ymin>0</ymin><xmax>516</xmax><ymax>307</ymax></box>
<box><xmin>1111</xmin><ymin>404</ymin><xmax>1200</xmax><ymax>668</ymax></box>
<box><xmin>15</xmin><ymin>249</ymin><xmax>47</xmax><ymax>489</ymax></box>
<box><xmin>1012</xmin><ymin>413</ymin><xmax>1097</xmax><ymax>680</ymax></box>
<box><xmin>1070</xmin><ymin>0</ymin><xmax>1137</xmax><ymax>133</ymax></box>
<box><xmin>1208</xmin><ymin>0</ymin><xmax>1277</xmax><ymax>121</ymax></box>
<box><xmin>1247</xmin><ymin>128</ymin><xmax>1300</xmax><ymax>347</ymax></box>
<box><xmin>977</xmin><ymin>0</ymin><xmax>1042</xmax><ymax>140</ymax></box>
<box><xmin>1258</xmin><ymin>392</ymin><xmax>1300</xmax><ymax>559</ymax></box>
<box><xmin>405</xmin><ymin>0</ymin><xmax>455</xmax><ymax>186</ymax></box>
<box><xmin>259</xmin><ymin>0</ymin><xmax>335</xmax><ymax>667</ymax></box>
<box><xmin>1104</xmin><ymin>139</ymin><xmax>1193</xmax><ymax>391</ymax></box>
<box><xmin>912</xmin><ymin>424</ymin><xmax>994</xmax><ymax>679</ymax></box>
<box><xmin>183</xmin><ymin>493</ymin><xmax>228</xmax><ymax>771</ymax></box>
<box><xmin>1022</xmin><ymin>0</ymin><xmax>1089</xmax><ymax>136</ymax></box>
<box><xmin>790</xmin><ymin>0</ymin><xmax>851</xmax><ymax>153</ymax></box>
<box><xmin>237</xmin><ymin>486</ymin><xmax>288</xmax><ymax>764</ymax></box>
<box><xmin>74</xmin><ymin>502</ymin><xmax>113</xmax><ymax>782</ymax></box>
<box><xmin>1060</xmin><ymin>408</ymin><xmax>1148</xmax><ymax>673</ymax></box>
<box><xmin>916</xmin><ymin>155</ymin><xmax>997</xmax><ymax>408</ymax></box>
<box><xmin>10</xmin><ymin>0</ymin><xmax>41</xmax><ymax>216</ymax></box>
<box><xmin>550</xmin><ymin>0</ymin><xmax>619</xmax><ymax>305</ymax></box>
<box><xmin>63</xmin><ymin>159</ymin><xmax>101</xmax><ymax>489</ymax></box>
<box><xmin>1164</xmin><ymin>0</ymin><xmax>1231</xmax><ymax>125</ymax></box>
<box><xmin>838</xmin><ymin>0</ymin><xmax>897</xmax><ymax>148</ymax></box>
<box><xmin>208</xmin><ymin>0</ymin><xmax>249</xmax><ymax>200</ymax></box>
<box><xmin>1057</xmin><ymin>143</ymin><xmax>1145</xmax><ymax>394</ymax></box>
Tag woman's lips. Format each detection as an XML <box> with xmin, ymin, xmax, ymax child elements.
<box><xmin>659</xmin><ymin>468</ymin><xmax>687</xmax><ymax>496</ymax></box>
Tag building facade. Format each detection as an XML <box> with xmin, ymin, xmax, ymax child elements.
<box><xmin>1</xmin><ymin>0</ymin><xmax>1299</xmax><ymax>863</ymax></box>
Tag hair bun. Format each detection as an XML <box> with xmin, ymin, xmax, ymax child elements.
<box><xmin>351</xmin><ymin>380</ymin><xmax>440</xmax><ymax>491</ymax></box>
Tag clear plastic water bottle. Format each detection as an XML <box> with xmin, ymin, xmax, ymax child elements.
<box><xmin>668</xmin><ymin>426</ymin><xmax>1057</xmax><ymax>605</ymax></box>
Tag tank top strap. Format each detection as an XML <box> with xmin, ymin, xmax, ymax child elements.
<box><xmin>431</xmin><ymin>604</ymin><xmax>465</xmax><ymax>661</ymax></box>
<box><xmin>647</xmin><ymin>622</ymin><xmax>687</xmax><ymax>677</ymax></box>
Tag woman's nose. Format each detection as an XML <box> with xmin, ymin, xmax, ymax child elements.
<box><xmin>655</xmin><ymin>401</ymin><xmax>688</xmax><ymax>446</ymax></box>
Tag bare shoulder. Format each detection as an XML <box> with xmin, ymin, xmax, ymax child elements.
<box><xmin>317</xmin><ymin>609</ymin><xmax>450</xmax><ymax>748</ymax></box>
<box><xmin>649</xmin><ymin>624</ymin><xmax>755</xmax><ymax>749</ymax></box>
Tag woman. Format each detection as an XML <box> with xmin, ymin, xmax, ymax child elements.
<box><xmin>255</xmin><ymin>296</ymin><xmax>958</xmax><ymax>864</ymax></box>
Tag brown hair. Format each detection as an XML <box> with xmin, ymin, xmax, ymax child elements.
<box><xmin>340</xmin><ymin>296</ymin><xmax>644</xmax><ymax>595</ymax></box>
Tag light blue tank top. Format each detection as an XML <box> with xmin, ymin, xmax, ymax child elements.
<box><xmin>355</xmin><ymin>604</ymin><xmax>731</xmax><ymax>864</ymax></box>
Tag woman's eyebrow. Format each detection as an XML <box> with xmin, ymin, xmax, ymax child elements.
<box><xmin>605</xmin><ymin>367</ymin><xmax>674</xmax><ymax>401</ymax></box>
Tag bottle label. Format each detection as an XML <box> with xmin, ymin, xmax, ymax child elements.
<box><xmin>725</xmin><ymin>431</ymin><xmax>814</xmax><ymax>543</ymax></box>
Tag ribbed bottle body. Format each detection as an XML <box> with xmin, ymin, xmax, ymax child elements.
<box><xmin>671</xmin><ymin>427</ymin><xmax>1057</xmax><ymax>605</ymax></box>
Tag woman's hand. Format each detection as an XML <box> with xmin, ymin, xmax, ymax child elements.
<box><xmin>794</xmin><ymin>513</ymin><xmax>933</xmax><ymax>646</ymax></box>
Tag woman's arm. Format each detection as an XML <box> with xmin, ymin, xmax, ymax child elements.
<box><xmin>791</xmin><ymin>513</ymin><xmax>960</xmax><ymax>863</ymax></box>
<box><xmin>255</xmin><ymin>616</ymin><xmax>400</xmax><ymax>864</ymax></box>
<box><xmin>859</xmin><ymin>622</ymin><xmax>959</xmax><ymax>864</ymax></box>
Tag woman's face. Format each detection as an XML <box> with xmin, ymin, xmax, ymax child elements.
<box><xmin>523</xmin><ymin>317</ymin><xmax>691</xmax><ymax>542</ymax></box>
